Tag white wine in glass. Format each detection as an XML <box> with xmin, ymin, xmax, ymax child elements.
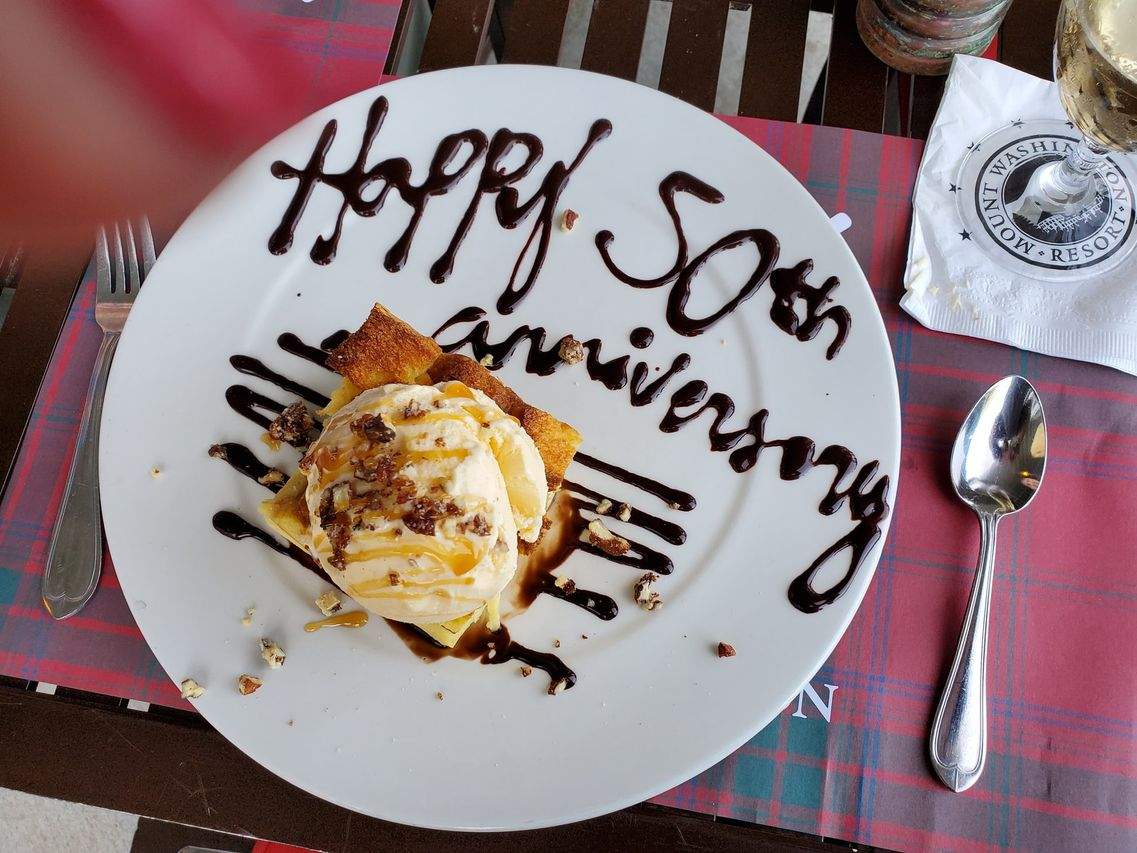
<box><xmin>1057</xmin><ymin>0</ymin><xmax>1137</xmax><ymax>153</ymax></box>
<box><xmin>955</xmin><ymin>0</ymin><xmax>1137</xmax><ymax>281</ymax></box>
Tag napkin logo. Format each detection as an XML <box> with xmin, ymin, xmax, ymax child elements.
<box><xmin>970</xmin><ymin>132</ymin><xmax>1134</xmax><ymax>271</ymax></box>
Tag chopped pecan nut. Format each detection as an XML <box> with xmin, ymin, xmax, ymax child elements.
<box><xmin>404</xmin><ymin>498</ymin><xmax>461</xmax><ymax>536</ymax></box>
<box><xmin>324</xmin><ymin>518</ymin><xmax>351</xmax><ymax>569</ymax></box>
<box><xmin>587</xmin><ymin>519</ymin><xmax>630</xmax><ymax>556</ymax></box>
<box><xmin>388</xmin><ymin>571</ymin><xmax>401</xmax><ymax>586</ymax></box>
<box><xmin>617</xmin><ymin>503</ymin><xmax>632</xmax><ymax>522</ymax></box>
<box><xmin>317</xmin><ymin>485</ymin><xmax>354</xmax><ymax>568</ymax></box>
<box><xmin>258</xmin><ymin>468</ymin><xmax>286</xmax><ymax>487</ymax></box>
<box><xmin>717</xmin><ymin>642</ymin><xmax>737</xmax><ymax>658</ymax></box>
<box><xmin>558</xmin><ymin>336</ymin><xmax>585</xmax><ymax>365</ymax></box>
<box><xmin>260</xmin><ymin>638</ymin><xmax>286</xmax><ymax>669</ymax></box>
<box><xmin>459</xmin><ymin>513</ymin><xmax>492</xmax><ymax>536</ymax></box>
<box><xmin>594</xmin><ymin>498</ymin><xmax>613</xmax><ymax>514</ymax></box>
<box><xmin>553</xmin><ymin>576</ymin><xmax>577</xmax><ymax>595</ymax></box>
<box><xmin>315</xmin><ymin>590</ymin><xmax>342</xmax><ymax>616</ymax></box>
<box><xmin>559</xmin><ymin>209</ymin><xmax>579</xmax><ymax>232</ymax></box>
<box><xmin>548</xmin><ymin>677</ymin><xmax>571</xmax><ymax>696</ymax></box>
<box><xmin>520</xmin><ymin>665</ymin><xmax>533</xmax><ymax>678</ymax></box>
<box><xmin>318</xmin><ymin>482</ymin><xmax>352</xmax><ymax>517</ymax></box>
<box><xmin>352</xmin><ymin>452</ymin><xmax>397</xmax><ymax>484</ymax></box>
<box><xmin>391</xmin><ymin>475</ymin><xmax>417</xmax><ymax>504</ymax></box>
<box><xmin>350</xmin><ymin>413</ymin><xmax>395</xmax><ymax>444</ymax></box>
<box><xmin>401</xmin><ymin>400</ymin><xmax>426</xmax><ymax>421</ymax></box>
<box><xmin>237</xmin><ymin>674</ymin><xmax>263</xmax><ymax>696</ymax></box>
<box><xmin>267</xmin><ymin>402</ymin><xmax>316</xmax><ymax>448</ymax></box>
<box><xmin>633</xmin><ymin>572</ymin><xmax>663</xmax><ymax>611</ymax></box>
<box><xmin>180</xmin><ymin>678</ymin><xmax>205</xmax><ymax>699</ymax></box>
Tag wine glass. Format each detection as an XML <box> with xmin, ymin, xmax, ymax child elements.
<box><xmin>956</xmin><ymin>0</ymin><xmax>1137</xmax><ymax>281</ymax></box>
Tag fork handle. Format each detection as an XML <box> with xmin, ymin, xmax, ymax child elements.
<box><xmin>42</xmin><ymin>331</ymin><xmax>120</xmax><ymax>619</ymax></box>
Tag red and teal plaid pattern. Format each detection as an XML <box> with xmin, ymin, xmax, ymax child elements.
<box><xmin>236</xmin><ymin>0</ymin><xmax>400</xmax><ymax>114</ymax></box>
<box><xmin>4</xmin><ymin>9</ymin><xmax>1137</xmax><ymax>848</ymax></box>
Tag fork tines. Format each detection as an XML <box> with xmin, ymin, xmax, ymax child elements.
<box><xmin>97</xmin><ymin>218</ymin><xmax>155</xmax><ymax>299</ymax></box>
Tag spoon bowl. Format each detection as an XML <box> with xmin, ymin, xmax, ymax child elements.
<box><xmin>930</xmin><ymin>375</ymin><xmax>1047</xmax><ymax>792</ymax></box>
<box><xmin>950</xmin><ymin>375</ymin><xmax>1047</xmax><ymax>517</ymax></box>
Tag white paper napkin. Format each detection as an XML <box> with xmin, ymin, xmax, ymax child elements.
<box><xmin>900</xmin><ymin>55</ymin><xmax>1137</xmax><ymax>375</ymax></box>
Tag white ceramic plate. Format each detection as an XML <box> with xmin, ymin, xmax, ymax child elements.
<box><xmin>101</xmin><ymin>66</ymin><xmax>900</xmax><ymax>831</ymax></box>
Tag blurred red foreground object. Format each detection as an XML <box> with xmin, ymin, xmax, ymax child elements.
<box><xmin>0</xmin><ymin>0</ymin><xmax>311</xmax><ymax>247</ymax></box>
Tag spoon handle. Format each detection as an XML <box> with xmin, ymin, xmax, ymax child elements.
<box><xmin>929</xmin><ymin>511</ymin><xmax>999</xmax><ymax>792</ymax></box>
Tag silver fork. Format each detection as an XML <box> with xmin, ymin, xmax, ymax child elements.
<box><xmin>43</xmin><ymin>219</ymin><xmax>155</xmax><ymax>619</ymax></box>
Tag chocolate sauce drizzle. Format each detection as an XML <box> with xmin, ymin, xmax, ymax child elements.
<box><xmin>387</xmin><ymin>620</ymin><xmax>577</xmax><ymax>693</ymax></box>
<box><xmin>658</xmin><ymin>383</ymin><xmax>889</xmax><ymax>611</ymax></box>
<box><xmin>630</xmin><ymin>327</ymin><xmax>654</xmax><ymax>348</ymax></box>
<box><xmin>209</xmin><ymin>443</ymin><xmax>284</xmax><ymax>493</ymax></box>
<box><xmin>229</xmin><ymin>355</ymin><xmax>330</xmax><ymax>408</ymax></box>
<box><xmin>434</xmin><ymin>308</ymin><xmax>692</xmax><ymax>407</ymax></box>
<box><xmin>433</xmin><ymin>307</ymin><xmax>564</xmax><ymax>374</ymax></box>
<box><xmin>537</xmin><ymin>575</ymin><xmax>618</xmax><ymax>620</ymax></box>
<box><xmin>479</xmin><ymin>624</ymin><xmax>577</xmax><ymax>690</ymax></box>
<box><xmin>630</xmin><ymin>353</ymin><xmax>691</xmax><ymax>406</ymax></box>
<box><xmin>276</xmin><ymin>329</ymin><xmax>349</xmax><ymax>369</ymax></box>
<box><xmin>212</xmin><ymin>511</ymin><xmax>325</xmax><ymax>578</ymax></box>
<box><xmin>268</xmin><ymin>95</ymin><xmax>611</xmax><ymax>315</ymax></box>
<box><xmin>225</xmin><ymin>385</ymin><xmax>285</xmax><ymax>430</ymax></box>
<box><xmin>596</xmin><ymin>171</ymin><xmax>851</xmax><ymax>358</ymax></box>
<box><xmin>574</xmin><ymin>452</ymin><xmax>696</xmax><ymax>512</ymax></box>
<box><xmin>562</xmin><ymin>479</ymin><xmax>685</xmax><ymax>545</ymax></box>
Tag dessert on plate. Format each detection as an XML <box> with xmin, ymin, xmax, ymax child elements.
<box><xmin>259</xmin><ymin>303</ymin><xmax>581</xmax><ymax>647</ymax></box>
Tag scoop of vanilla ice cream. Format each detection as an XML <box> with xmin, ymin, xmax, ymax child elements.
<box><xmin>302</xmin><ymin>381</ymin><xmax>546</xmax><ymax>624</ymax></box>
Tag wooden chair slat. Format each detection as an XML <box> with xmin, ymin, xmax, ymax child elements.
<box><xmin>822</xmin><ymin>0</ymin><xmax>889</xmax><ymax>133</ymax></box>
<box><xmin>999</xmin><ymin>0</ymin><xmax>1059</xmax><ymax>80</ymax></box>
<box><xmin>658</xmin><ymin>0</ymin><xmax>732</xmax><ymax>111</ymax></box>
<box><xmin>500</xmin><ymin>0</ymin><xmax>574</xmax><ymax>65</ymax></box>
<box><xmin>582</xmin><ymin>0</ymin><xmax>653</xmax><ymax>81</ymax></box>
<box><xmin>739</xmin><ymin>0</ymin><xmax>811</xmax><ymax>121</ymax></box>
<box><xmin>383</xmin><ymin>0</ymin><xmax>416</xmax><ymax>76</ymax></box>
<box><xmin>908</xmin><ymin>73</ymin><xmax>945</xmax><ymax>140</ymax></box>
<box><xmin>418</xmin><ymin>0</ymin><xmax>496</xmax><ymax>72</ymax></box>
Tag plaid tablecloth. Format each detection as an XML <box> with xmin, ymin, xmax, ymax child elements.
<box><xmin>4</xmin><ymin>7</ymin><xmax>1137</xmax><ymax>850</ymax></box>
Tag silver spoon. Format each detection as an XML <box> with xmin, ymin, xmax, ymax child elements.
<box><xmin>929</xmin><ymin>375</ymin><xmax>1047</xmax><ymax>792</ymax></box>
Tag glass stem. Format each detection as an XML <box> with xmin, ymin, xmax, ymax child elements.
<box><xmin>1034</xmin><ymin>134</ymin><xmax>1108</xmax><ymax>209</ymax></box>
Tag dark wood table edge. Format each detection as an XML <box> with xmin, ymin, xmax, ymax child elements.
<box><xmin>0</xmin><ymin>680</ymin><xmax>872</xmax><ymax>851</ymax></box>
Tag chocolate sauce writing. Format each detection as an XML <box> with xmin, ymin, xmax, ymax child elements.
<box><xmin>267</xmin><ymin>95</ymin><xmax>611</xmax><ymax>316</ymax></box>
